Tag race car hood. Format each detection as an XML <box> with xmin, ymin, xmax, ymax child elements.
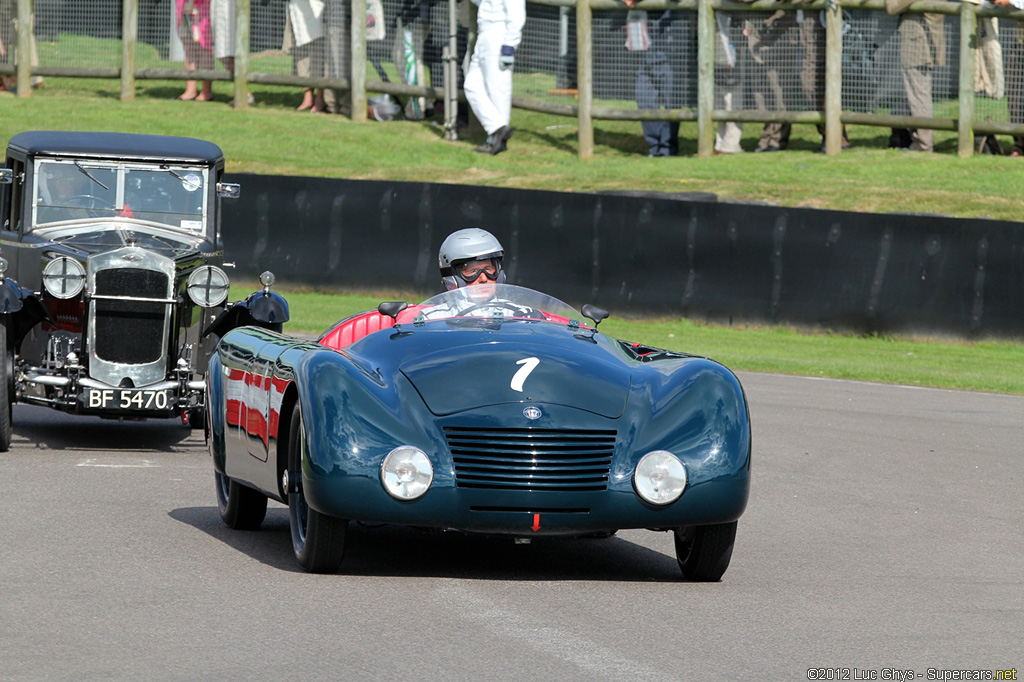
<box><xmin>399</xmin><ymin>340</ymin><xmax>631</xmax><ymax>418</ymax></box>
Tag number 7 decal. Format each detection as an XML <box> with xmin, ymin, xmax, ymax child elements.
<box><xmin>511</xmin><ymin>357</ymin><xmax>540</xmax><ymax>392</ymax></box>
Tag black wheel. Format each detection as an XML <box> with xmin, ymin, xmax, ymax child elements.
<box><xmin>674</xmin><ymin>521</ymin><xmax>738</xmax><ymax>582</ymax></box>
<box><xmin>287</xmin><ymin>402</ymin><xmax>347</xmax><ymax>573</ymax></box>
<box><xmin>0</xmin><ymin>322</ymin><xmax>12</xmax><ymax>452</ymax></box>
<box><xmin>215</xmin><ymin>470</ymin><xmax>268</xmax><ymax>530</ymax></box>
<box><xmin>187</xmin><ymin>408</ymin><xmax>205</xmax><ymax>430</ymax></box>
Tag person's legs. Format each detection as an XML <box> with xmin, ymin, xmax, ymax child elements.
<box><xmin>903</xmin><ymin>64</ymin><xmax>933</xmax><ymax>151</ymax></box>
<box><xmin>464</xmin><ymin>24</ymin><xmax>509</xmax><ymax>135</ymax></box>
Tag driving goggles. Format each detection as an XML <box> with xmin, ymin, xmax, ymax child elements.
<box><xmin>455</xmin><ymin>258</ymin><xmax>501</xmax><ymax>282</ymax></box>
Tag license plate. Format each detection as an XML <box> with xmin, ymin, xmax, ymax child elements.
<box><xmin>85</xmin><ymin>388</ymin><xmax>173</xmax><ymax>411</ymax></box>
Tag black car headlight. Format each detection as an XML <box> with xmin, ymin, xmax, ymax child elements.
<box><xmin>633</xmin><ymin>450</ymin><xmax>687</xmax><ymax>505</ymax></box>
<box><xmin>187</xmin><ymin>265</ymin><xmax>230</xmax><ymax>308</ymax></box>
<box><xmin>380</xmin><ymin>446</ymin><xmax>433</xmax><ymax>501</ymax></box>
<box><xmin>42</xmin><ymin>257</ymin><xmax>86</xmax><ymax>299</ymax></box>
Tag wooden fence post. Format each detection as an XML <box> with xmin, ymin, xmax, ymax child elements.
<box><xmin>696</xmin><ymin>0</ymin><xmax>714</xmax><ymax>157</ymax></box>
<box><xmin>352</xmin><ymin>0</ymin><xmax>367</xmax><ymax>121</ymax></box>
<box><xmin>577</xmin><ymin>0</ymin><xmax>594</xmax><ymax>159</ymax></box>
<box><xmin>823</xmin><ymin>0</ymin><xmax>843</xmax><ymax>154</ymax></box>
<box><xmin>234</xmin><ymin>0</ymin><xmax>250</xmax><ymax>109</ymax></box>
<box><xmin>121</xmin><ymin>0</ymin><xmax>138</xmax><ymax>101</ymax></box>
<box><xmin>958</xmin><ymin>1</ymin><xmax>977</xmax><ymax>157</ymax></box>
<box><xmin>15</xmin><ymin>0</ymin><xmax>30</xmax><ymax>97</ymax></box>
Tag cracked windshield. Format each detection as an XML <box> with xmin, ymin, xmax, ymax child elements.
<box><xmin>34</xmin><ymin>160</ymin><xmax>207</xmax><ymax>232</ymax></box>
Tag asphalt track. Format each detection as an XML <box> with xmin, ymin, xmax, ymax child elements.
<box><xmin>0</xmin><ymin>372</ymin><xmax>1020</xmax><ymax>681</ymax></box>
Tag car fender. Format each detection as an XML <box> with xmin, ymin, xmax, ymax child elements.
<box><xmin>204</xmin><ymin>289</ymin><xmax>290</xmax><ymax>338</ymax></box>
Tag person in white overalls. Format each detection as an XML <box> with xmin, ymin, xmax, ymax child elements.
<box><xmin>463</xmin><ymin>0</ymin><xmax>525</xmax><ymax>155</ymax></box>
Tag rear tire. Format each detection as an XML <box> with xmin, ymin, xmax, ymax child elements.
<box><xmin>287</xmin><ymin>402</ymin><xmax>347</xmax><ymax>573</ymax></box>
<box><xmin>674</xmin><ymin>521</ymin><xmax>737</xmax><ymax>582</ymax></box>
<box><xmin>0</xmin><ymin>322</ymin><xmax>13</xmax><ymax>453</ymax></box>
<box><xmin>215</xmin><ymin>471</ymin><xmax>268</xmax><ymax>530</ymax></box>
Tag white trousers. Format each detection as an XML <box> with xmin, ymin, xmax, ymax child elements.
<box><xmin>464</xmin><ymin>22</ymin><xmax>513</xmax><ymax>136</ymax></box>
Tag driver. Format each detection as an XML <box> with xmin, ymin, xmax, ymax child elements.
<box><xmin>422</xmin><ymin>228</ymin><xmax>540</xmax><ymax>320</ymax></box>
<box><xmin>38</xmin><ymin>164</ymin><xmax>97</xmax><ymax>223</ymax></box>
<box><xmin>438</xmin><ymin>227</ymin><xmax>506</xmax><ymax>290</ymax></box>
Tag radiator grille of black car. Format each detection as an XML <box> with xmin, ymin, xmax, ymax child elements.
<box><xmin>93</xmin><ymin>268</ymin><xmax>169</xmax><ymax>365</ymax></box>
<box><xmin>444</xmin><ymin>427</ymin><xmax>617</xmax><ymax>492</ymax></box>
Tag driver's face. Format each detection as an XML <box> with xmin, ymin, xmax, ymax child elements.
<box><xmin>50</xmin><ymin>173</ymin><xmax>81</xmax><ymax>198</ymax></box>
<box><xmin>465</xmin><ymin>280</ymin><xmax>496</xmax><ymax>302</ymax></box>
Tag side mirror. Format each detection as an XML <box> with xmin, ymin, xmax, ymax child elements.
<box><xmin>378</xmin><ymin>301</ymin><xmax>409</xmax><ymax>321</ymax></box>
<box><xmin>216</xmin><ymin>182</ymin><xmax>240</xmax><ymax>198</ymax></box>
<box><xmin>581</xmin><ymin>304</ymin><xmax>609</xmax><ymax>328</ymax></box>
<box><xmin>0</xmin><ymin>168</ymin><xmax>12</xmax><ymax>185</ymax></box>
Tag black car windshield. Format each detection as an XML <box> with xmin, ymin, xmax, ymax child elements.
<box><xmin>33</xmin><ymin>160</ymin><xmax>208</xmax><ymax>232</ymax></box>
<box><xmin>415</xmin><ymin>284</ymin><xmax>585</xmax><ymax>324</ymax></box>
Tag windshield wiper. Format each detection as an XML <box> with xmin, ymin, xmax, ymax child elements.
<box><xmin>73</xmin><ymin>161</ymin><xmax>109</xmax><ymax>190</ymax></box>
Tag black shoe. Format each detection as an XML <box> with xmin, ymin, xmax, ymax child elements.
<box><xmin>473</xmin><ymin>142</ymin><xmax>494</xmax><ymax>154</ymax></box>
<box><xmin>490</xmin><ymin>126</ymin><xmax>514</xmax><ymax>155</ymax></box>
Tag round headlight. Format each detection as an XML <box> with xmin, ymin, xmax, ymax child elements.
<box><xmin>187</xmin><ymin>265</ymin><xmax>230</xmax><ymax>308</ymax></box>
<box><xmin>42</xmin><ymin>257</ymin><xmax>86</xmax><ymax>299</ymax></box>
<box><xmin>633</xmin><ymin>450</ymin><xmax>687</xmax><ymax>505</ymax></box>
<box><xmin>259</xmin><ymin>270</ymin><xmax>275</xmax><ymax>288</ymax></box>
<box><xmin>381</xmin><ymin>446</ymin><xmax>433</xmax><ymax>501</ymax></box>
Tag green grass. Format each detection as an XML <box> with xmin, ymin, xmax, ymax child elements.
<box><xmin>3</xmin><ymin>78</ymin><xmax>1022</xmax><ymax>395</ymax></box>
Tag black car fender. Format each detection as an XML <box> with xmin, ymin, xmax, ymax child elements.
<box><xmin>204</xmin><ymin>289</ymin><xmax>290</xmax><ymax>338</ymax></box>
<box><xmin>0</xmin><ymin>277</ymin><xmax>49</xmax><ymax>349</ymax></box>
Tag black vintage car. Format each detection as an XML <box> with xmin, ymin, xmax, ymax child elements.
<box><xmin>0</xmin><ymin>131</ymin><xmax>287</xmax><ymax>451</ymax></box>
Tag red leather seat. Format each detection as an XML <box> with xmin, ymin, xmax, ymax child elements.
<box><xmin>318</xmin><ymin>305</ymin><xmax>426</xmax><ymax>350</ymax></box>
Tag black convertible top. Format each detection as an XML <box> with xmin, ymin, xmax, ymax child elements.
<box><xmin>5</xmin><ymin>131</ymin><xmax>225</xmax><ymax>167</ymax></box>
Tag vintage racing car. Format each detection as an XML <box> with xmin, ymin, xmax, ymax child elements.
<box><xmin>207</xmin><ymin>284</ymin><xmax>751</xmax><ymax>580</ymax></box>
<box><xmin>209</xmin><ymin>284</ymin><xmax>753</xmax><ymax>577</ymax></box>
<box><xmin>0</xmin><ymin>131</ymin><xmax>288</xmax><ymax>450</ymax></box>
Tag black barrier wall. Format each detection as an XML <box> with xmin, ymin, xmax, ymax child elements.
<box><xmin>222</xmin><ymin>174</ymin><xmax>1024</xmax><ymax>339</ymax></box>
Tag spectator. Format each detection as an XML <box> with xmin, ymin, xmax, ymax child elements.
<box><xmin>714</xmin><ymin>11</ymin><xmax>745</xmax><ymax>154</ymax></box>
<box><xmin>0</xmin><ymin>0</ymin><xmax>42</xmax><ymax>93</ymax></box>
<box><xmin>175</xmin><ymin>0</ymin><xmax>215</xmax><ymax>101</ymax></box>
<box><xmin>322</xmin><ymin>0</ymin><xmax>353</xmax><ymax>116</ymax></box>
<box><xmin>747</xmin><ymin>10</ymin><xmax>797</xmax><ymax>153</ymax></box>
<box><xmin>175</xmin><ymin>0</ymin><xmax>243</xmax><ymax>103</ymax></box>
<box><xmin>283</xmin><ymin>0</ymin><xmax>327</xmax><ymax>112</ymax></box>
<box><xmin>799</xmin><ymin>10</ymin><xmax>851</xmax><ymax>151</ymax></box>
<box><xmin>464</xmin><ymin>0</ymin><xmax>526</xmax><ymax>155</ymax></box>
<box><xmin>630</xmin><ymin>10</ymin><xmax>684</xmax><ymax>157</ymax></box>
<box><xmin>993</xmin><ymin>0</ymin><xmax>1023</xmax><ymax>155</ymax></box>
<box><xmin>887</xmin><ymin>0</ymin><xmax>946</xmax><ymax>152</ymax></box>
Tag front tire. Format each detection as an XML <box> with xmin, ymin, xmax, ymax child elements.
<box><xmin>215</xmin><ymin>471</ymin><xmax>268</xmax><ymax>530</ymax></box>
<box><xmin>287</xmin><ymin>402</ymin><xmax>347</xmax><ymax>573</ymax></box>
<box><xmin>0</xmin><ymin>322</ymin><xmax>13</xmax><ymax>452</ymax></box>
<box><xmin>674</xmin><ymin>521</ymin><xmax>737</xmax><ymax>582</ymax></box>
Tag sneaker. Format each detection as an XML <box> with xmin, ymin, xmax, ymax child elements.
<box><xmin>473</xmin><ymin>142</ymin><xmax>494</xmax><ymax>154</ymax></box>
<box><xmin>490</xmin><ymin>126</ymin><xmax>514</xmax><ymax>155</ymax></box>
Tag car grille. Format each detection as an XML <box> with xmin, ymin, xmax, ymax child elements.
<box><xmin>93</xmin><ymin>268</ymin><xmax>169</xmax><ymax>365</ymax></box>
<box><xmin>444</xmin><ymin>427</ymin><xmax>617</xmax><ymax>492</ymax></box>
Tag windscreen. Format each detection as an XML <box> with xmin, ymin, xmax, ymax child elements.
<box><xmin>33</xmin><ymin>160</ymin><xmax>208</xmax><ymax>232</ymax></box>
<box><xmin>414</xmin><ymin>284</ymin><xmax>585</xmax><ymax>324</ymax></box>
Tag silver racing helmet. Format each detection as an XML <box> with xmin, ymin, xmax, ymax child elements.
<box><xmin>439</xmin><ymin>228</ymin><xmax>506</xmax><ymax>290</ymax></box>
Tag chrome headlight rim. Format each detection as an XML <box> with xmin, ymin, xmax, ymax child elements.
<box><xmin>42</xmin><ymin>256</ymin><xmax>87</xmax><ymax>300</ymax></box>
<box><xmin>633</xmin><ymin>450</ymin><xmax>687</xmax><ymax>506</ymax></box>
<box><xmin>186</xmin><ymin>265</ymin><xmax>230</xmax><ymax>308</ymax></box>
<box><xmin>380</xmin><ymin>446</ymin><xmax>433</xmax><ymax>501</ymax></box>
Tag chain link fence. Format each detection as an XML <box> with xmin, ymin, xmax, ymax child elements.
<box><xmin>3</xmin><ymin>0</ymin><xmax>1024</xmax><ymax>155</ymax></box>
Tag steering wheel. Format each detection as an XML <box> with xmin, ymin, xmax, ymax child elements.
<box><xmin>456</xmin><ymin>301</ymin><xmax>542</xmax><ymax>319</ymax></box>
<box><xmin>62</xmin><ymin>194</ymin><xmax>106</xmax><ymax>218</ymax></box>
